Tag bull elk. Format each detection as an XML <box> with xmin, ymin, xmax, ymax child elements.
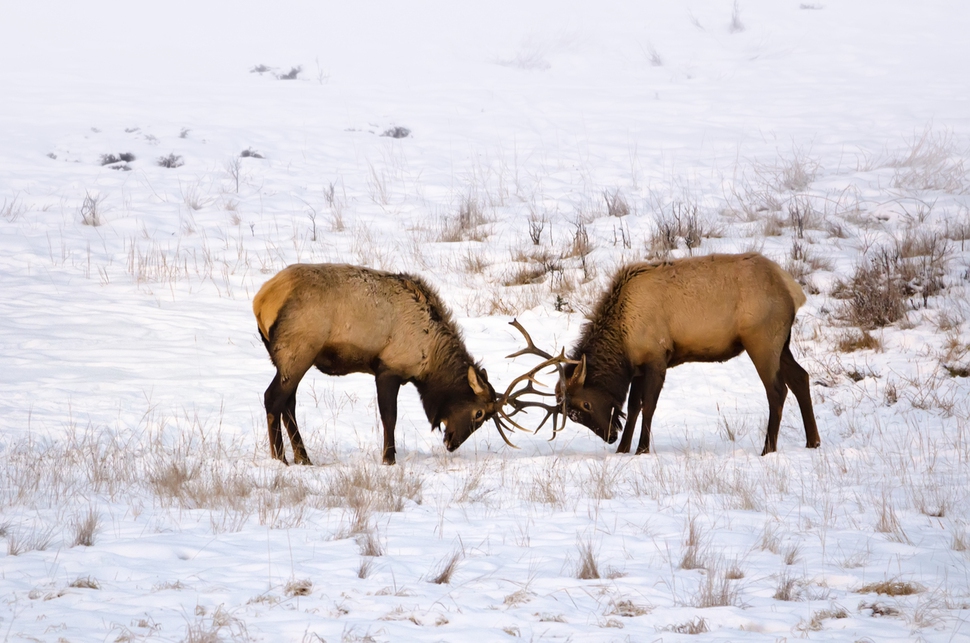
<box><xmin>508</xmin><ymin>253</ymin><xmax>821</xmax><ymax>455</ymax></box>
<box><xmin>253</xmin><ymin>263</ymin><xmax>515</xmax><ymax>465</ymax></box>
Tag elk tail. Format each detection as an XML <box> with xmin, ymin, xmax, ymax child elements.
<box><xmin>775</xmin><ymin>263</ymin><xmax>807</xmax><ymax>311</ymax></box>
<box><xmin>253</xmin><ymin>268</ymin><xmax>300</xmax><ymax>341</ymax></box>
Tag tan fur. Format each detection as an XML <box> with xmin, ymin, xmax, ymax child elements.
<box><xmin>565</xmin><ymin>253</ymin><xmax>819</xmax><ymax>455</ymax></box>
<box><xmin>254</xmin><ymin>263</ymin><xmax>496</xmax><ymax>465</ymax></box>
<box><xmin>253</xmin><ymin>268</ymin><xmax>301</xmax><ymax>341</ymax></box>
<box><xmin>615</xmin><ymin>253</ymin><xmax>802</xmax><ymax>367</ymax></box>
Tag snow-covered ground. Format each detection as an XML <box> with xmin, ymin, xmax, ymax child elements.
<box><xmin>2</xmin><ymin>1</ymin><xmax>970</xmax><ymax>641</ymax></box>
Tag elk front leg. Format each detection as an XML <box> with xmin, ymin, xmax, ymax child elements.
<box><xmin>635</xmin><ymin>363</ymin><xmax>666</xmax><ymax>455</ymax></box>
<box><xmin>375</xmin><ymin>371</ymin><xmax>404</xmax><ymax>465</ymax></box>
<box><xmin>616</xmin><ymin>375</ymin><xmax>645</xmax><ymax>454</ymax></box>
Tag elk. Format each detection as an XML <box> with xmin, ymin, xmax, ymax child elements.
<box><xmin>508</xmin><ymin>253</ymin><xmax>821</xmax><ymax>455</ymax></box>
<box><xmin>253</xmin><ymin>263</ymin><xmax>512</xmax><ymax>465</ymax></box>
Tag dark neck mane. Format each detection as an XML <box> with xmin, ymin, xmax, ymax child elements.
<box><xmin>393</xmin><ymin>273</ymin><xmax>478</xmax><ymax>424</ymax></box>
<box><xmin>569</xmin><ymin>264</ymin><xmax>652</xmax><ymax>407</ymax></box>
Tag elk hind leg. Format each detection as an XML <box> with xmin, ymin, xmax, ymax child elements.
<box><xmin>780</xmin><ymin>341</ymin><xmax>820</xmax><ymax>449</ymax></box>
<box><xmin>264</xmin><ymin>356</ymin><xmax>313</xmax><ymax>464</ymax></box>
<box><xmin>264</xmin><ymin>371</ymin><xmax>290</xmax><ymax>463</ymax></box>
<box><xmin>375</xmin><ymin>371</ymin><xmax>404</xmax><ymax>465</ymax></box>
<box><xmin>282</xmin><ymin>391</ymin><xmax>312</xmax><ymax>465</ymax></box>
<box><xmin>746</xmin><ymin>344</ymin><xmax>788</xmax><ymax>455</ymax></box>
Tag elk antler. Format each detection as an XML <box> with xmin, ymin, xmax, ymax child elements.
<box><xmin>497</xmin><ymin>319</ymin><xmax>579</xmax><ymax>438</ymax></box>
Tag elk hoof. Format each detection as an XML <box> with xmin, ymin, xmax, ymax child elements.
<box><xmin>294</xmin><ymin>454</ymin><xmax>313</xmax><ymax>466</ymax></box>
<box><xmin>634</xmin><ymin>446</ymin><xmax>651</xmax><ymax>455</ymax></box>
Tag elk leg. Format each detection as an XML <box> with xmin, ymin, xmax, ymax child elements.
<box><xmin>761</xmin><ymin>373</ymin><xmax>788</xmax><ymax>455</ymax></box>
<box><xmin>375</xmin><ymin>371</ymin><xmax>404</xmax><ymax>465</ymax></box>
<box><xmin>745</xmin><ymin>341</ymin><xmax>789</xmax><ymax>455</ymax></box>
<box><xmin>616</xmin><ymin>375</ymin><xmax>645</xmax><ymax>454</ymax></box>
<box><xmin>264</xmin><ymin>371</ymin><xmax>291</xmax><ymax>464</ymax></box>
<box><xmin>635</xmin><ymin>363</ymin><xmax>666</xmax><ymax>455</ymax></box>
<box><xmin>780</xmin><ymin>341</ymin><xmax>820</xmax><ymax>449</ymax></box>
<box><xmin>282</xmin><ymin>392</ymin><xmax>312</xmax><ymax>465</ymax></box>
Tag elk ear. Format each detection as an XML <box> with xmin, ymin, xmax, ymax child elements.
<box><xmin>569</xmin><ymin>355</ymin><xmax>587</xmax><ymax>388</ymax></box>
<box><xmin>468</xmin><ymin>366</ymin><xmax>488</xmax><ymax>396</ymax></box>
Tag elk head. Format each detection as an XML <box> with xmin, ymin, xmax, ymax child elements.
<box><xmin>439</xmin><ymin>366</ymin><xmax>503</xmax><ymax>452</ymax></box>
<box><xmin>558</xmin><ymin>357</ymin><xmax>622</xmax><ymax>444</ymax></box>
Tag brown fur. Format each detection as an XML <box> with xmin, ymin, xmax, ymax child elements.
<box><xmin>562</xmin><ymin>253</ymin><xmax>820</xmax><ymax>455</ymax></box>
<box><xmin>254</xmin><ymin>264</ymin><xmax>498</xmax><ymax>465</ymax></box>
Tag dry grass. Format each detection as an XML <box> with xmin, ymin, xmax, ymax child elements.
<box><xmin>773</xmin><ymin>571</ymin><xmax>803</xmax><ymax>601</ymax></box>
<box><xmin>605</xmin><ymin>597</ymin><xmax>651</xmax><ymax>617</ymax></box>
<box><xmin>284</xmin><ymin>578</ymin><xmax>313</xmax><ymax>597</ymax></box>
<box><xmin>875</xmin><ymin>498</ymin><xmax>911</xmax><ymax>544</ymax></box>
<box><xmin>694</xmin><ymin>562</ymin><xmax>742</xmax><ymax>608</ymax></box>
<box><xmin>326</xmin><ymin>462</ymin><xmax>423</xmax><ymax>513</ymax></box>
<box><xmin>6</xmin><ymin>526</ymin><xmax>53</xmax><ymax>556</ymax></box>
<box><xmin>584</xmin><ymin>459</ymin><xmax>622</xmax><ymax>500</ymax></box>
<box><xmin>70</xmin><ymin>508</ymin><xmax>101</xmax><ymax>547</ymax></box>
<box><xmin>952</xmin><ymin>525</ymin><xmax>969</xmax><ymax>552</ymax></box>
<box><xmin>357</xmin><ymin>558</ymin><xmax>374</xmax><ymax>579</ymax></box>
<box><xmin>856</xmin><ymin>579</ymin><xmax>924</xmax><ymax>596</ymax></box>
<box><xmin>758</xmin><ymin>523</ymin><xmax>782</xmax><ymax>554</ymax></box>
<box><xmin>79</xmin><ymin>191</ymin><xmax>104</xmax><ymax>226</ymax></box>
<box><xmin>889</xmin><ymin>127</ymin><xmax>969</xmax><ymax>192</ymax></box>
<box><xmin>576</xmin><ymin>537</ymin><xmax>601</xmax><ymax>580</ymax></box>
<box><xmin>182</xmin><ymin>605</ymin><xmax>248</xmax><ymax>643</ymax></box>
<box><xmin>649</xmin><ymin>201</ymin><xmax>711</xmax><ymax>257</ymax></box>
<box><xmin>439</xmin><ymin>195</ymin><xmax>489</xmax><ymax>242</ymax></box>
<box><xmin>680</xmin><ymin>519</ymin><xmax>705</xmax><ymax>570</ymax></box>
<box><xmin>1</xmin><ymin>195</ymin><xmax>26</xmax><ymax>222</ymax></box>
<box><xmin>69</xmin><ymin>576</ymin><xmax>101</xmax><ymax>590</ymax></box>
<box><xmin>603</xmin><ymin>189</ymin><xmax>631</xmax><ymax>217</ymax></box>
<box><xmin>526</xmin><ymin>466</ymin><xmax>566</xmax><ymax>508</ymax></box>
<box><xmin>664</xmin><ymin>617</ymin><xmax>708</xmax><ymax>634</ymax></box>
<box><xmin>833</xmin><ymin>249</ymin><xmax>909</xmax><ymax>329</ymax></box>
<box><xmin>428</xmin><ymin>548</ymin><xmax>464</xmax><ymax>584</ymax></box>
<box><xmin>798</xmin><ymin>606</ymin><xmax>849</xmax><ymax>632</ymax></box>
<box><xmin>836</xmin><ymin>329</ymin><xmax>882</xmax><ymax>353</ymax></box>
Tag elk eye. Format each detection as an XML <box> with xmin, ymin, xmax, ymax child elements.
<box><xmin>475</xmin><ymin>409</ymin><xmax>484</xmax><ymax>420</ymax></box>
<box><xmin>582</xmin><ymin>402</ymin><xmax>592</xmax><ymax>411</ymax></box>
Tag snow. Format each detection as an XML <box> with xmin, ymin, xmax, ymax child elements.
<box><xmin>2</xmin><ymin>1</ymin><xmax>970</xmax><ymax>641</ymax></box>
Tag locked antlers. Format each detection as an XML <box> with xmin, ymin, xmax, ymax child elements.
<box><xmin>496</xmin><ymin>319</ymin><xmax>578</xmax><ymax>439</ymax></box>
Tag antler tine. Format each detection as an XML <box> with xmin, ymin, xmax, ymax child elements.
<box><xmin>491</xmin><ymin>416</ymin><xmax>520</xmax><ymax>449</ymax></box>
<box><xmin>505</xmin><ymin>318</ymin><xmax>555</xmax><ymax>360</ymax></box>
<box><xmin>498</xmin><ymin>318</ymin><xmax>581</xmax><ymax>436</ymax></box>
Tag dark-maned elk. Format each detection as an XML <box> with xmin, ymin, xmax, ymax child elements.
<box><xmin>508</xmin><ymin>253</ymin><xmax>821</xmax><ymax>456</ymax></box>
<box><xmin>253</xmin><ymin>263</ymin><xmax>512</xmax><ymax>465</ymax></box>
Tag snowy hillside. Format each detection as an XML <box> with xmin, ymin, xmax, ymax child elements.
<box><xmin>2</xmin><ymin>1</ymin><xmax>969</xmax><ymax>641</ymax></box>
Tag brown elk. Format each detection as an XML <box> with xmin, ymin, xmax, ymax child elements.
<box><xmin>509</xmin><ymin>253</ymin><xmax>821</xmax><ymax>455</ymax></box>
<box><xmin>253</xmin><ymin>263</ymin><xmax>512</xmax><ymax>465</ymax></box>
